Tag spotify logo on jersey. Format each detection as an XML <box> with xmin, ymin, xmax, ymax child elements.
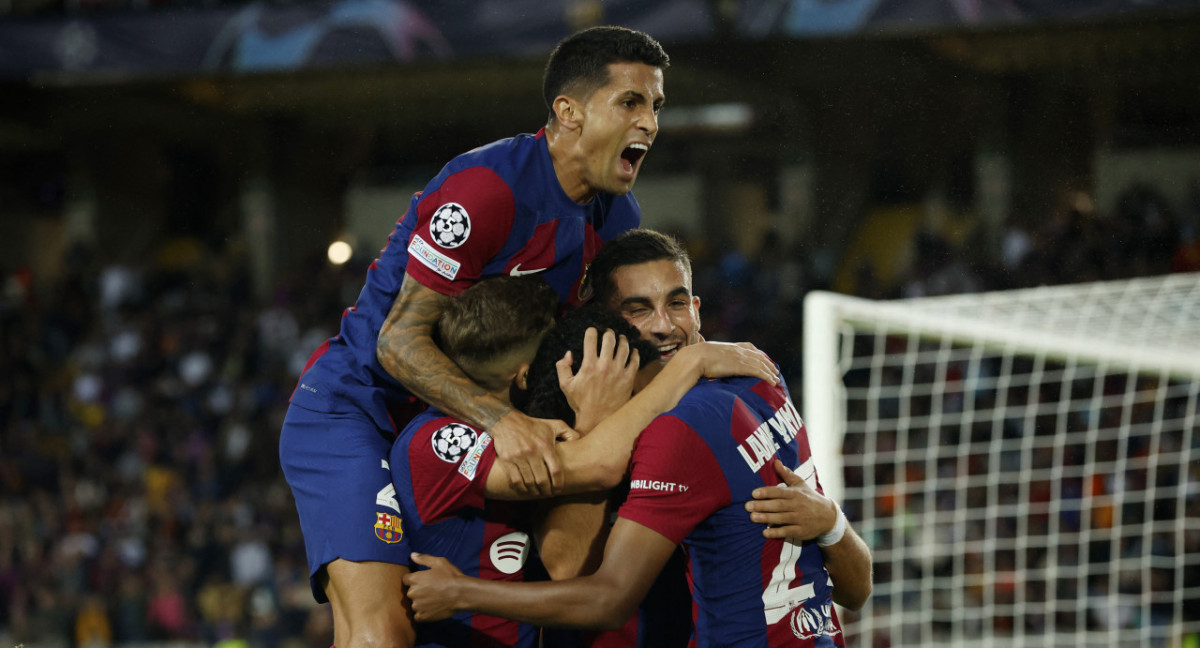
<box><xmin>489</xmin><ymin>532</ymin><xmax>529</xmax><ymax>575</ymax></box>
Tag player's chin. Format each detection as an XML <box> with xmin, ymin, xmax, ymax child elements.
<box><xmin>607</xmin><ymin>178</ymin><xmax>636</xmax><ymax>195</ymax></box>
<box><xmin>609</xmin><ymin>166</ymin><xmax>639</xmax><ymax>193</ymax></box>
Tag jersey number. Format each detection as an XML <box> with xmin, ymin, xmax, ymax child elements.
<box><xmin>763</xmin><ymin>540</ymin><xmax>815</xmax><ymax>624</ymax></box>
<box><xmin>762</xmin><ymin>458</ymin><xmax>817</xmax><ymax>624</ymax></box>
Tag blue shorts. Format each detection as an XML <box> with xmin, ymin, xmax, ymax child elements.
<box><xmin>279</xmin><ymin>402</ymin><xmax>412</xmax><ymax>602</ymax></box>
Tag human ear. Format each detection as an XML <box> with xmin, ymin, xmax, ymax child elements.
<box><xmin>554</xmin><ymin>96</ymin><xmax>581</xmax><ymax>129</ymax></box>
<box><xmin>514</xmin><ymin>363</ymin><xmax>531</xmax><ymax>391</ymax></box>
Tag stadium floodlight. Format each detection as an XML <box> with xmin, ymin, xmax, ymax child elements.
<box><xmin>803</xmin><ymin>272</ymin><xmax>1200</xmax><ymax>648</ymax></box>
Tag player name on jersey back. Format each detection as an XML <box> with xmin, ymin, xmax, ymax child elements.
<box><xmin>737</xmin><ymin>398</ymin><xmax>804</xmax><ymax>472</ymax></box>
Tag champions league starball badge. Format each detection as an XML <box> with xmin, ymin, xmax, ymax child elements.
<box><xmin>430</xmin><ymin>202</ymin><xmax>471</xmax><ymax>248</ymax></box>
<box><xmin>431</xmin><ymin>422</ymin><xmax>478</xmax><ymax>463</ymax></box>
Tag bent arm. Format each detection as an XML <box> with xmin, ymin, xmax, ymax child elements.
<box><xmin>379</xmin><ymin>275</ymin><xmax>568</xmax><ymax>494</ymax></box>
<box><xmin>486</xmin><ymin>341</ymin><xmax>779</xmax><ymax>500</ymax></box>
<box><xmin>406</xmin><ymin>519</ymin><xmax>676</xmax><ymax>629</ymax></box>
<box><xmin>747</xmin><ymin>460</ymin><xmax>873</xmax><ymax>610</ymax></box>
<box><xmin>377</xmin><ymin>275</ymin><xmax>513</xmax><ymax>429</ymax></box>
<box><xmin>485</xmin><ymin>346</ymin><xmax>707</xmax><ymax>500</ymax></box>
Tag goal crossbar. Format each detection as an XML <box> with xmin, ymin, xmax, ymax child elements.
<box><xmin>803</xmin><ymin>272</ymin><xmax>1200</xmax><ymax>504</ymax></box>
<box><xmin>808</xmin><ymin>272</ymin><xmax>1200</xmax><ymax>379</ymax></box>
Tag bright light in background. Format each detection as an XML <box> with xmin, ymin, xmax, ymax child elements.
<box><xmin>658</xmin><ymin>102</ymin><xmax>753</xmax><ymax>133</ymax></box>
<box><xmin>327</xmin><ymin>240</ymin><xmax>353</xmax><ymax>265</ymax></box>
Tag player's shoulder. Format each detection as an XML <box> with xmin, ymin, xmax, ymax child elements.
<box><xmin>689</xmin><ymin>375</ymin><xmax>761</xmax><ymax>402</ymax></box>
<box><xmin>400</xmin><ymin>408</ymin><xmax>478</xmax><ymax>441</ymax></box>
<box><xmin>442</xmin><ymin>132</ymin><xmax>542</xmax><ymax>178</ymax></box>
<box><xmin>416</xmin><ymin>133</ymin><xmax>546</xmax><ymax>214</ymax></box>
<box><xmin>667</xmin><ymin>376</ymin><xmax>776</xmax><ymax>421</ymax></box>
<box><xmin>400</xmin><ymin>412</ymin><xmax>493</xmax><ymax>466</ymax></box>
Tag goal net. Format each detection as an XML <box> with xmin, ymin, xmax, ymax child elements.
<box><xmin>802</xmin><ymin>272</ymin><xmax>1200</xmax><ymax>648</ymax></box>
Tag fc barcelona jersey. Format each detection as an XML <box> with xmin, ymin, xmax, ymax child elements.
<box><xmin>291</xmin><ymin>129</ymin><xmax>640</xmax><ymax>435</ymax></box>
<box><xmin>618</xmin><ymin>376</ymin><xmax>845</xmax><ymax>647</ymax></box>
<box><xmin>390</xmin><ymin>407</ymin><xmax>541</xmax><ymax>648</ymax></box>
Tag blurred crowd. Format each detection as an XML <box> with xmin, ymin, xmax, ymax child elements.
<box><xmin>1</xmin><ymin>179</ymin><xmax>1198</xmax><ymax>648</ymax></box>
<box><xmin>692</xmin><ymin>180</ymin><xmax>1200</xmax><ymax>380</ymax></box>
<box><xmin>0</xmin><ymin>242</ymin><xmax>355</xmax><ymax>648</ymax></box>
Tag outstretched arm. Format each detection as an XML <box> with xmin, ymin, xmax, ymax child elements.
<box><xmin>404</xmin><ymin>518</ymin><xmax>677</xmax><ymax>629</ymax></box>
<box><xmin>377</xmin><ymin>275</ymin><xmax>572</xmax><ymax>496</ymax></box>
<box><xmin>746</xmin><ymin>460</ymin><xmax>873</xmax><ymax>610</ymax></box>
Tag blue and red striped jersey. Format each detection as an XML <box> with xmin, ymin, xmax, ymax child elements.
<box><xmin>390</xmin><ymin>407</ymin><xmax>541</xmax><ymax>648</ymax></box>
<box><xmin>618</xmin><ymin>375</ymin><xmax>845</xmax><ymax>647</ymax></box>
<box><xmin>290</xmin><ymin>129</ymin><xmax>640</xmax><ymax>435</ymax></box>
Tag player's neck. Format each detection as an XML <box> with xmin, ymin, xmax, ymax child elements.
<box><xmin>544</xmin><ymin>121</ymin><xmax>597</xmax><ymax>204</ymax></box>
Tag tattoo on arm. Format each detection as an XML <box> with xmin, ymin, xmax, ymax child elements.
<box><xmin>377</xmin><ymin>277</ymin><xmax>509</xmax><ymax>429</ymax></box>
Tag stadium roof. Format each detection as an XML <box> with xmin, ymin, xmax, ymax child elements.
<box><xmin>1</xmin><ymin>0</ymin><xmax>1198</xmax><ymax>81</ymax></box>
<box><xmin>0</xmin><ymin>1</ymin><xmax>1197</xmax><ymax>158</ymax></box>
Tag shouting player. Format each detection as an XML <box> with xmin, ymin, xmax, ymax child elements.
<box><xmin>279</xmin><ymin>27</ymin><xmax>669</xmax><ymax>648</ymax></box>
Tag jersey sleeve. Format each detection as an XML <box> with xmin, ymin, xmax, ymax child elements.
<box><xmin>617</xmin><ymin>415</ymin><xmax>730</xmax><ymax>545</ymax></box>
<box><xmin>404</xmin><ymin>166</ymin><xmax>516</xmax><ymax>296</ymax></box>
<box><xmin>405</xmin><ymin>418</ymin><xmax>498</xmax><ymax>523</ymax></box>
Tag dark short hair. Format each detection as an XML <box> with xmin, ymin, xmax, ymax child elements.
<box><xmin>435</xmin><ymin>276</ymin><xmax>558</xmax><ymax>376</ymax></box>
<box><xmin>517</xmin><ymin>304</ymin><xmax>660</xmax><ymax>426</ymax></box>
<box><xmin>587</xmin><ymin>229</ymin><xmax>692</xmax><ymax>308</ymax></box>
<box><xmin>542</xmin><ymin>26</ymin><xmax>669</xmax><ymax>113</ymax></box>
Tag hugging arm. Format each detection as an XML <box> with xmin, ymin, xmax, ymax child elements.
<box><xmin>746</xmin><ymin>460</ymin><xmax>873</xmax><ymax>610</ymax></box>
<box><xmin>405</xmin><ymin>518</ymin><xmax>676</xmax><ymax>629</ymax></box>
<box><xmin>485</xmin><ymin>338</ymin><xmax>780</xmax><ymax>500</ymax></box>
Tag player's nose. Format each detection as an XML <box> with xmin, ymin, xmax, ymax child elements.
<box><xmin>638</xmin><ymin>106</ymin><xmax>658</xmax><ymax>139</ymax></box>
<box><xmin>644</xmin><ymin>307</ymin><xmax>674</xmax><ymax>337</ymax></box>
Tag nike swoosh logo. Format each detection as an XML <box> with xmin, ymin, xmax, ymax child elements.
<box><xmin>509</xmin><ymin>263</ymin><xmax>547</xmax><ymax>277</ymax></box>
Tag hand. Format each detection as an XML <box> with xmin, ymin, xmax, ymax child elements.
<box><xmin>557</xmin><ymin>327</ymin><xmax>639</xmax><ymax>433</ymax></box>
<box><xmin>745</xmin><ymin>460</ymin><xmax>838</xmax><ymax>542</ymax></box>
<box><xmin>490</xmin><ymin>410</ymin><xmax>571</xmax><ymax>496</ymax></box>
<box><xmin>677</xmin><ymin>341</ymin><xmax>779</xmax><ymax>385</ymax></box>
<box><xmin>404</xmin><ymin>553</ymin><xmax>466</xmax><ymax>622</ymax></box>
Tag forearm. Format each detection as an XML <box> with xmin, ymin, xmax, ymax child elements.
<box><xmin>377</xmin><ymin>278</ymin><xmax>509</xmax><ymax>429</ymax></box>
<box><xmin>408</xmin><ymin>519</ymin><xmax>672</xmax><ymax>629</ymax></box>
<box><xmin>451</xmin><ymin>573</ymin><xmax>631</xmax><ymax>630</ymax></box>
<box><xmin>821</xmin><ymin>524</ymin><xmax>873</xmax><ymax>610</ymax></box>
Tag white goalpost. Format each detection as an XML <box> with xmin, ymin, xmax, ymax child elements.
<box><xmin>803</xmin><ymin>272</ymin><xmax>1200</xmax><ymax>648</ymax></box>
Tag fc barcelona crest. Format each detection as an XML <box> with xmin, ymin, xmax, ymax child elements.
<box><xmin>374</xmin><ymin>511</ymin><xmax>404</xmax><ymax>544</ymax></box>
